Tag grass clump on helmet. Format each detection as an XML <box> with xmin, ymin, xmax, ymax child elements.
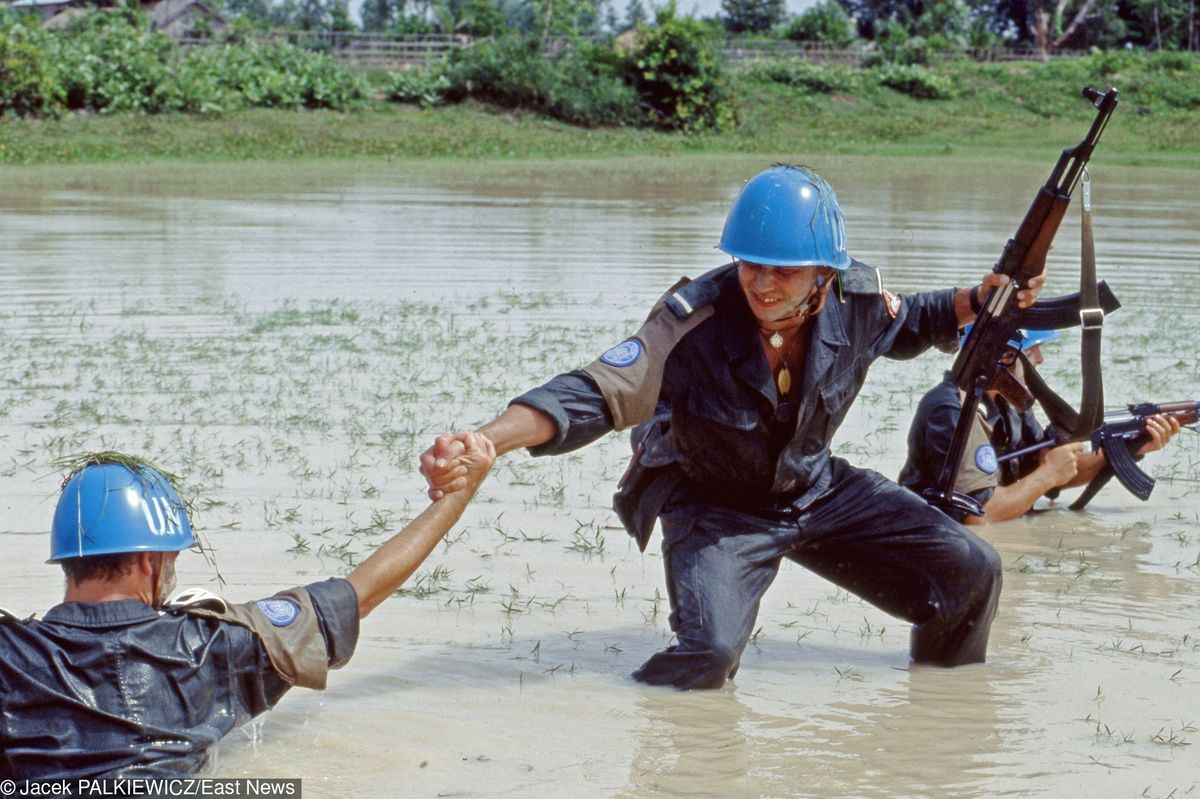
<box><xmin>49</xmin><ymin>451</ymin><xmax>197</xmax><ymax>564</ymax></box>
<box><xmin>717</xmin><ymin>164</ymin><xmax>851</xmax><ymax>270</ymax></box>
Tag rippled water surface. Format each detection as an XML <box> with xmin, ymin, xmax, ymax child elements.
<box><xmin>2</xmin><ymin>155</ymin><xmax>1198</xmax><ymax>798</ymax></box>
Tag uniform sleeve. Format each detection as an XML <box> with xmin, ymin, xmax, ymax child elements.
<box><xmin>510</xmin><ymin>372</ymin><xmax>615</xmax><ymax>457</ymax></box>
<box><xmin>305</xmin><ymin>578</ymin><xmax>360</xmax><ymax>670</ymax></box>
<box><xmin>883</xmin><ymin>288</ymin><xmax>961</xmax><ymax>360</ymax></box>
<box><xmin>917</xmin><ymin>384</ymin><xmax>998</xmax><ymax>516</ymax></box>
<box><xmin>510</xmin><ymin>293</ymin><xmax>713</xmax><ymax>458</ymax></box>
<box><xmin>184</xmin><ymin>581</ymin><xmax>359</xmax><ymax>690</ymax></box>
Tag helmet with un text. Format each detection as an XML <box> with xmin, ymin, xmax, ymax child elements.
<box><xmin>50</xmin><ymin>460</ymin><xmax>196</xmax><ymax>562</ymax></box>
<box><xmin>716</xmin><ymin>165</ymin><xmax>851</xmax><ymax>270</ymax></box>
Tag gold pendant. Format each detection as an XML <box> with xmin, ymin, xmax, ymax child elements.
<box><xmin>769</xmin><ymin>331</ymin><xmax>784</xmax><ymax>349</ymax></box>
<box><xmin>777</xmin><ymin>366</ymin><xmax>791</xmax><ymax>395</ymax></box>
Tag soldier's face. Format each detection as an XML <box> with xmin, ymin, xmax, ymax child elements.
<box><xmin>736</xmin><ymin>261</ymin><xmax>829</xmax><ymax>328</ymax></box>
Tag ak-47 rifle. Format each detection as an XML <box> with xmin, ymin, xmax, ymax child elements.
<box><xmin>995</xmin><ymin>400</ymin><xmax>1199</xmax><ymax>509</ymax></box>
<box><xmin>923</xmin><ymin>86</ymin><xmax>1120</xmax><ymax>518</ymax></box>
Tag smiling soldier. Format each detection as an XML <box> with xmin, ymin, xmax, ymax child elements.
<box><xmin>423</xmin><ymin>165</ymin><xmax>1043</xmax><ymax>689</ymax></box>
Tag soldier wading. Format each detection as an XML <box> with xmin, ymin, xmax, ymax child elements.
<box><xmin>423</xmin><ymin>165</ymin><xmax>1044</xmax><ymax>689</ymax></box>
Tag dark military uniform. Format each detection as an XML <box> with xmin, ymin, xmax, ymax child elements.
<box><xmin>514</xmin><ymin>263</ymin><xmax>1002</xmax><ymax>689</ymax></box>
<box><xmin>0</xmin><ymin>578</ymin><xmax>358</xmax><ymax>779</ymax></box>
<box><xmin>899</xmin><ymin>371</ymin><xmax>1046</xmax><ymax>520</ymax></box>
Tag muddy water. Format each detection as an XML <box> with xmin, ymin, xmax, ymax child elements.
<box><xmin>2</xmin><ymin>155</ymin><xmax>1198</xmax><ymax>798</ymax></box>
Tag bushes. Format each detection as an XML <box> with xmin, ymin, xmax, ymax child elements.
<box><xmin>404</xmin><ymin>36</ymin><xmax>638</xmax><ymax>127</ymax></box>
<box><xmin>0</xmin><ymin>7</ymin><xmax>368</xmax><ymax>117</ymax></box>
<box><xmin>389</xmin><ymin>8</ymin><xmax>735</xmax><ymax>133</ymax></box>
<box><xmin>0</xmin><ymin>19</ymin><xmax>63</xmax><ymax>116</ymax></box>
<box><xmin>747</xmin><ymin>59</ymin><xmax>855</xmax><ymax>93</ymax></box>
<box><xmin>874</xmin><ymin>64</ymin><xmax>954</xmax><ymax>99</ymax></box>
<box><xmin>628</xmin><ymin>4</ymin><xmax>733</xmax><ymax>132</ymax></box>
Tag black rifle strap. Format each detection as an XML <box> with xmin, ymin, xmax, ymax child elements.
<box><xmin>1015</xmin><ymin>178</ymin><xmax>1106</xmax><ymax>442</ymax></box>
<box><xmin>1074</xmin><ymin>177</ymin><xmax>1106</xmax><ymax>439</ymax></box>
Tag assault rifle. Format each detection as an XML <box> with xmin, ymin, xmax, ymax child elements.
<box><xmin>923</xmin><ymin>86</ymin><xmax>1120</xmax><ymax>518</ymax></box>
<box><xmin>995</xmin><ymin>401</ymin><xmax>1199</xmax><ymax>509</ymax></box>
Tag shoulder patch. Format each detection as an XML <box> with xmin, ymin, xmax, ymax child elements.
<box><xmin>974</xmin><ymin>445</ymin><xmax>998</xmax><ymax>474</ymax></box>
<box><xmin>256</xmin><ymin>597</ymin><xmax>300</xmax><ymax>627</ymax></box>
<box><xmin>599</xmin><ymin>339</ymin><xmax>643</xmax><ymax>367</ymax></box>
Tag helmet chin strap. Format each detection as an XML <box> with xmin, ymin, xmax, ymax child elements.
<box><xmin>771</xmin><ymin>271</ymin><xmax>833</xmax><ymax>330</ymax></box>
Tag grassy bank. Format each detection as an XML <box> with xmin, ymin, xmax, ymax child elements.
<box><xmin>2</xmin><ymin>57</ymin><xmax>1198</xmax><ymax>167</ymax></box>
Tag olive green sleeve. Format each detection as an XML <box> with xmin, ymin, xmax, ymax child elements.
<box><xmin>582</xmin><ymin>299</ymin><xmax>712</xmax><ymax>431</ymax></box>
<box><xmin>182</xmin><ymin>586</ymin><xmax>333</xmax><ymax>690</ymax></box>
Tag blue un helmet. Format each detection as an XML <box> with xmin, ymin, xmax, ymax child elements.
<box><xmin>959</xmin><ymin>325</ymin><xmax>1062</xmax><ymax>352</ymax></box>
<box><xmin>49</xmin><ymin>461</ymin><xmax>196</xmax><ymax>562</ymax></box>
<box><xmin>717</xmin><ymin>165</ymin><xmax>852</xmax><ymax>269</ymax></box>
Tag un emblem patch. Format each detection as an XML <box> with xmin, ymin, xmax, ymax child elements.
<box><xmin>256</xmin><ymin>598</ymin><xmax>300</xmax><ymax>627</ymax></box>
<box><xmin>599</xmin><ymin>339</ymin><xmax>643</xmax><ymax>367</ymax></box>
<box><xmin>974</xmin><ymin>445</ymin><xmax>998</xmax><ymax>474</ymax></box>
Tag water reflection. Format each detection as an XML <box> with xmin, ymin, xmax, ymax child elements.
<box><xmin>622</xmin><ymin>665</ymin><xmax>1007</xmax><ymax>799</ymax></box>
<box><xmin>2</xmin><ymin>156</ymin><xmax>1198</xmax><ymax>797</ymax></box>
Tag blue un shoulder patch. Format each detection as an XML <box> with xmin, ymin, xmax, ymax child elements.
<box><xmin>256</xmin><ymin>598</ymin><xmax>300</xmax><ymax>627</ymax></box>
<box><xmin>974</xmin><ymin>445</ymin><xmax>998</xmax><ymax>474</ymax></box>
<box><xmin>599</xmin><ymin>339</ymin><xmax>643</xmax><ymax>368</ymax></box>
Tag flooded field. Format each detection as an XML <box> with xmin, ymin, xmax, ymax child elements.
<box><xmin>2</xmin><ymin>155</ymin><xmax>1198</xmax><ymax>797</ymax></box>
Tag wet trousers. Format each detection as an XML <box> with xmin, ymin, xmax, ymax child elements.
<box><xmin>631</xmin><ymin>459</ymin><xmax>1003</xmax><ymax>690</ymax></box>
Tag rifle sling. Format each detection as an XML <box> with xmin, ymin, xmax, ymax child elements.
<box><xmin>1017</xmin><ymin>192</ymin><xmax>1106</xmax><ymax>443</ymax></box>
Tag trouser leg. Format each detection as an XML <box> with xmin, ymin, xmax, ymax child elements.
<box><xmin>788</xmin><ymin>462</ymin><xmax>1002</xmax><ymax>666</ymax></box>
<box><xmin>632</xmin><ymin>505</ymin><xmax>789</xmax><ymax>690</ymax></box>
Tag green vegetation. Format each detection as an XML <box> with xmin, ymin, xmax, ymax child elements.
<box><xmin>5</xmin><ymin>48</ymin><xmax>1197</xmax><ymax>166</ymax></box>
<box><xmin>1</xmin><ymin>2</ymin><xmax>1198</xmax><ymax>166</ymax></box>
<box><xmin>0</xmin><ymin>6</ymin><xmax>369</xmax><ymax>116</ymax></box>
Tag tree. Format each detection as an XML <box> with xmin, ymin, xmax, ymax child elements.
<box><xmin>623</xmin><ymin>0</ymin><xmax>648</xmax><ymax>29</ymax></box>
<box><xmin>720</xmin><ymin>0</ymin><xmax>785</xmax><ymax>33</ymax></box>
<box><xmin>784</xmin><ymin>0</ymin><xmax>856</xmax><ymax>45</ymax></box>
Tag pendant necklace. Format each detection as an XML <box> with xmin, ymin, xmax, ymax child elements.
<box><xmin>767</xmin><ymin>331</ymin><xmax>791</xmax><ymax>395</ymax></box>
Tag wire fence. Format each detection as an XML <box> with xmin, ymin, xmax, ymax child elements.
<box><xmin>178</xmin><ymin>31</ymin><xmax>1090</xmax><ymax>69</ymax></box>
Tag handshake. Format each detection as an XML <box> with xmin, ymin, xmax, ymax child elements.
<box><xmin>420</xmin><ymin>431</ymin><xmax>497</xmax><ymax>501</ymax></box>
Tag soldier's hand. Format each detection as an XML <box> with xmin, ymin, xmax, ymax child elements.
<box><xmin>455</xmin><ymin>432</ymin><xmax>497</xmax><ymax>493</ymax></box>
<box><xmin>979</xmin><ymin>272</ymin><xmax>1046</xmax><ymax>310</ymax></box>
<box><xmin>1136</xmin><ymin>414</ymin><xmax>1183</xmax><ymax>456</ymax></box>
<box><xmin>419</xmin><ymin>433</ymin><xmax>469</xmax><ymax>500</ymax></box>
<box><xmin>1040</xmin><ymin>442</ymin><xmax>1081</xmax><ymax>486</ymax></box>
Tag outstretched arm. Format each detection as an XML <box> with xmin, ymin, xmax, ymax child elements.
<box><xmin>964</xmin><ymin>442</ymin><xmax>1080</xmax><ymax>525</ymax></box>
<box><xmin>348</xmin><ymin>432</ymin><xmax>496</xmax><ymax>618</ymax></box>
<box><xmin>419</xmin><ymin>405</ymin><xmax>556</xmax><ymax>500</ymax></box>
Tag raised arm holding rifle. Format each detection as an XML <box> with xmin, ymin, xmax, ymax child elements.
<box><xmin>922</xmin><ymin>86</ymin><xmax>1122</xmax><ymax>519</ymax></box>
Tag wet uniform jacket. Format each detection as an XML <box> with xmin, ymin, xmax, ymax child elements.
<box><xmin>0</xmin><ymin>578</ymin><xmax>358</xmax><ymax>780</ymax></box>
<box><xmin>899</xmin><ymin>370</ymin><xmax>1046</xmax><ymax>518</ymax></box>
<box><xmin>513</xmin><ymin>262</ymin><xmax>960</xmax><ymax>537</ymax></box>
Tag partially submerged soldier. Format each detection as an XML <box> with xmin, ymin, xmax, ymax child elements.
<box><xmin>421</xmin><ymin>165</ymin><xmax>1044</xmax><ymax>690</ymax></box>
<box><xmin>900</xmin><ymin>329</ymin><xmax>1183</xmax><ymax>522</ymax></box>
<box><xmin>0</xmin><ymin>437</ymin><xmax>494</xmax><ymax>779</ymax></box>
